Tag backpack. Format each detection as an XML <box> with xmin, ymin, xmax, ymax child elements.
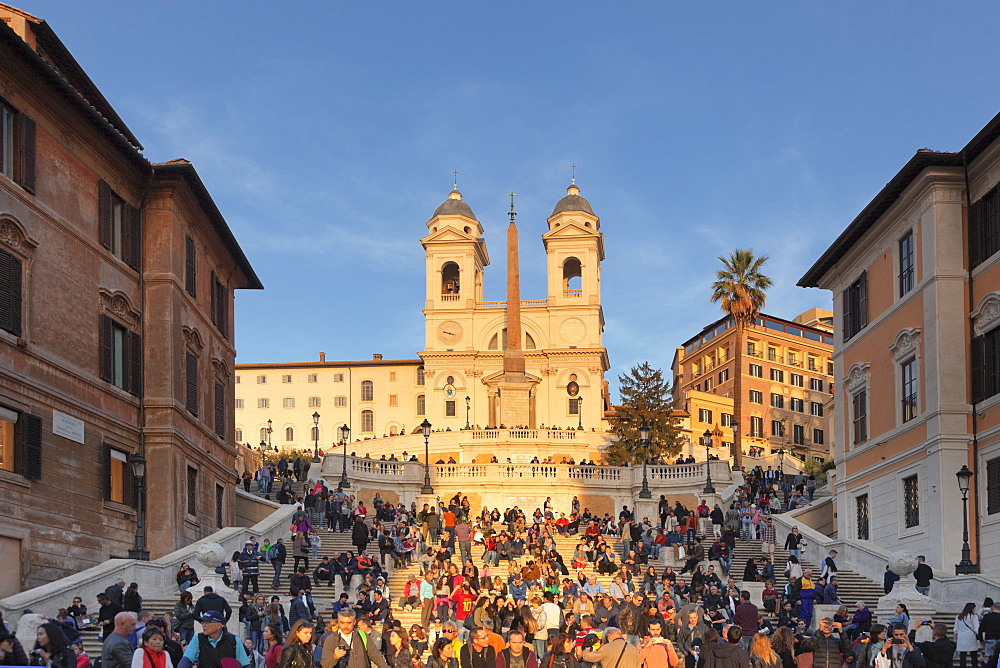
<box><xmin>267</xmin><ymin>545</ymin><xmax>280</xmax><ymax>560</ymax></box>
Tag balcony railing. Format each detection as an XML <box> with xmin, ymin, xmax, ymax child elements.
<box><xmin>477</xmin><ymin>300</ymin><xmax>548</xmax><ymax>309</ymax></box>
<box><xmin>441</xmin><ymin>294</ymin><xmax>461</xmax><ymax>301</ymax></box>
<box><xmin>564</xmin><ymin>290</ymin><xmax>583</xmax><ymax>298</ymax></box>
<box><xmin>470</xmin><ymin>428</ymin><xmax>578</xmax><ymax>440</ymax></box>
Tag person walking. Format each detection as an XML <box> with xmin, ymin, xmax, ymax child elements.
<box><xmin>913</xmin><ymin>557</ymin><xmax>933</xmax><ymax>597</ymax></box>
<box><xmin>455</xmin><ymin>519</ymin><xmax>473</xmax><ymax>567</ymax></box>
<box><xmin>277</xmin><ymin>621</ymin><xmax>315</xmax><ymax>668</ymax></box>
<box><xmin>270</xmin><ymin>539</ymin><xmax>287</xmax><ymax>589</ymax></box>
<box><xmin>783</xmin><ymin>528</ymin><xmax>803</xmax><ymax>564</ymax></box>
<box><xmin>172</xmin><ymin>592</ymin><xmax>196</xmax><ymax>646</ymax></box>
<box><xmin>954</xmin><ymin>604</ymin><xmax>980</xmax><ymax>668</ymax></box>
<box><xmin>319</xmin><ymin>610</ymin><xmax>391</xmax><ymax>668</ymax></box>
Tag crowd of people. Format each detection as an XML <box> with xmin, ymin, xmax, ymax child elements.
<box><xmin>16</xmin><ymin>463</ymin><xmax>996</xmax><ymax>668</ymax></box>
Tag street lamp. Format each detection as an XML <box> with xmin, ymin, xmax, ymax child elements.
<box><xmin>338</xmin><ymin>424</ymin><xmax>351</xmax><ymax>490</ymax></box>
<box><xmin>777</xmin><ymin>447</ymin><xmax>785</xmax><ymax>480</ymax></box>
<box><xmin>638</xmin><ymin>420</ymin><xmax>652</xmax><ymax>499</ymax></box>
<box><xmin>465</xmin><ymin>396</ymin><xmax>471</xmax><ymax>430</ymax></box>
<box><xmin>702</xmin><ymin>429</ymin><xmax>716</xmax><ymax>494</ymax></box>
<box><xmin>956</xmin><ymin>465</ymin><xmax>978</xmax><ymax>574</ymax></box>
<box><xmin>312</xmin><ymin>412</ymin><xmax>321</xmax><ymax>463</ymax></box>
<box><xmin>577</xmin><ymin>396</ymin><xmax>584</xmax><ymax>430</ymax></box>
<box><xmin>127</xmin><ymin>452</ymin><xmax>150</xmax><ymax>560</ymax></box>
<box><xmin>729</xmin><ymin>421</ymin><xmax>739</xmax><ymax>463</ymax></box>
<box><xmin>420</xmin><ymin>419</ymin><xmax>434</xmax><ymax>494</ymax></box>
<box><xmin>266</xmin><ymin>418</ymin><xmax>273</xmax><ymax>452</ymax></box>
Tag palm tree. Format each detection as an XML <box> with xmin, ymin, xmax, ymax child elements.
<box><xmin>710</xmin><ymin>249</ymin><xmax>772</xmax><ymax>470</ymax></box>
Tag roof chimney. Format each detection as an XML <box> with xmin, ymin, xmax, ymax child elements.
<box><xmin>373</xmin><ymin>353</ymin><xmax>383</xmax><ymax>361</ymax></box>
<box><xmin>319</xmin><ymin>351</ymin><xmax>326</xmax><ymax>362</ymax></box>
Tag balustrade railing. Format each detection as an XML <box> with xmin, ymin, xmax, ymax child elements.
<box><xmin>469</xmin><ymin>428</ymin><xmax>577</xmax><ymax>440</ymax></box>
<box><xmin>441</xmin><ymin>294</ymin><xmax>461</xmax><ymax>301</ymax></box>
<box><xmin>352</xmin><ymin>459</ymin><xmax>406</xmax><ymax>476</ymax></box>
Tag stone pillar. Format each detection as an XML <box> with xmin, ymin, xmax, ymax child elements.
<box><xmin>194</xmin><ymin>542</ymin><xmax>244</xmax><ymax>637</ymax></box>
<box><xmin>738</xmin><ymin>581</ymin><xmax>765</xmax><ymax>607</ymax></box>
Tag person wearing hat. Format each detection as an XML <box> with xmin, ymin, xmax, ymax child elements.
<box><xmin>239</xmin><ymin>541</ymin><xmax>263</xmax><ymax>595</ymax></box>
<box><xmin>176</xmin><ymin>610</ymin><xmax>249</xmax><ymax>668</ymax></box>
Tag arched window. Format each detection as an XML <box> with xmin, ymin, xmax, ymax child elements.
<box><xmin>285</xmin><ymin>427</ymin><xmax>294</xmax><ymax>441</ymax></box>
<box><xmin>235</xmin><ymin>428</ymin><xmax>243</xmax><ymax>442</ymax></box>
<box><xmin>417</xmin><ymin>394</ymin><xmax>426</xmax><ymax>416</ymax></box>
<box><xmin>310</xmin><ymin>426</ymin><xmax>319</xmax><ymax>441</ymax></box>
<box><xmin>563</xmin><ymin>257</ymin><xmax>582</xmax><ymax>295</ymax></box>
<box><xmin>259</xmin><ymin>427</ymin><xmax>267</xmax><ymax>442</ymax></box>
<box><xmin>389</xmin><ymin>426</ymin><xmax>398</xmax><ymax>436</ymax></box>
<box><xmin>489</xmin><ymin>328</ymin><xmax>534</xmax><ymax>350</ymax></box>
<box><xmin>361</xmin><ymin>410</ymin><xmax>374</xmax><ymax>432</ymax></box>
<box><xmin>442</xmin><ymin>262</ymin><xmax>460</xmax><ymax>294</ymax></box>
<box><xmin>361</xmin><ymin>380</ymin><xmax>374</xmax><ymax>402</ymax></box>
<box><xmin>525</xmin><ymin>332</ymin><xmax>536</xmax><ymax>349</ymax></box>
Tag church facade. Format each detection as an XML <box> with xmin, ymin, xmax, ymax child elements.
<box><xmin>235</xmin><ymin>183</ymin><xmax>611</xmax><ymax>460</ymax></box>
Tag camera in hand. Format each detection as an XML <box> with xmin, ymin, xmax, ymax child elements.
<box><xmin>891</xmin><ymin>638</ymin><xmax>905</xmax><ymax>645</ymax></box>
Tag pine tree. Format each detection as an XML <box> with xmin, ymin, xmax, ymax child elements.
<box><xmin>604</xmin><ymin>362</ymin><xmax>684</xmax><ymax>465</ymax></box>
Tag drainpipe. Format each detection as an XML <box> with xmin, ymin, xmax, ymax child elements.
<box><xmin>136</xmin><ymin>165</ymin><xmax>155</xmax><ymax>553</ymax></box>
<box><xmin>963</xmin><ymin>153</ymin><xmax>982</xmax><ymax>568</ymax></box>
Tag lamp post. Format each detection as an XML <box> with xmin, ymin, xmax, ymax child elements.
<box><xmin>728</xmin><ymin>421</ymin><xmax>739</xmax><ymax>464</ymax></box>
<box><xmin>312</xmin><ymin>412</ymin><xmax>321</xmax><ymax>463</ymax></box>
<box><xmin>420</xmin><ymin>419</ymin><xmax>434</xmax><ymax>494</ymax></box>
<box><xmin>638</xmin><ymin>420</ymin><xmax>652</xmax><ymax>499</ymax></box>
<box><xmin>577</xmin><ymin>396</ymin><xmax>584</xmax><ymax>430</ymax></box>
<box><xmin>956</xmin><ymin>465</ymin><xmax>978</xmax><ymax>574</ymax></box>
<box><xmin>777</xmin><ymin>447</ymin><xmax>785</xmax><ymax>480</ymax></box>
<box><xmin>465</xmin><ymin>396</ymin><xmax>471</xmax><ymax>430</ymax></box>
<box><xmin>338</xmin><ymin>424</ymin><xmax>351</xmax><ymax>490</ymax></box>
<box><xmin>702</xmin><ymin>429</ymin><xmax>716</xmax><ymax>494</ymax></box>
<box><xmin>127</xmin><ymin>452</ymin><xmax>150</xmax><ymax>560</ymax></box>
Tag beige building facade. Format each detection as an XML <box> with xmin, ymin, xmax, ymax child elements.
<box><xmin>799</xmin><ymin>112</ymin><xmax>1000</xmax><ymax>576</ymax></box>
<box><xmin>236</xmin><ymin>183</ymin><xmax>611</xmax><ymax>460</ymax></box>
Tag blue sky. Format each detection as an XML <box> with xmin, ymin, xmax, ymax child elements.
<box><xmin>30</xmin><ymin>1</ymin><xmax>1000</xmax><ymax>396</ymax></box>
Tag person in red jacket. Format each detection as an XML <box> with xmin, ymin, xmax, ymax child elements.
<box><xmin>452</xmin><ymin>584</ymin><xmax>478</xmax><ymax>641</ymax></box>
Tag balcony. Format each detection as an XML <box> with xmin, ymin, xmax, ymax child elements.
<box><xmin>477</xmin><ymin>300</ymin><xmax>548</xmax><ymax>309</ymax></box>
<box><xmin>564</xmin><ymin>290</ymin><xmax>583</xmax><ymax>298</ymax></box>
<box><xmin>441</xmin><ymin>294</ymin><xmax>461</xmax><ymax>301</ymax></box>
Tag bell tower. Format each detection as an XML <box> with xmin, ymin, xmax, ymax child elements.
<box><xmin>543</xmin><ymin>181</ymin><xmax>604</xmax><ymax>306</ymax></box>
<box><xmin>421</xmin><ymin>187</ymin><xmax>489</xmax><ymax>352</ymax></box>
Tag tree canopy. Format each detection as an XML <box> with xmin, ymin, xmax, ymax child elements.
<box><xmin>604</xmin><ymin>361</ymin><xmax>684</xmax><ymax>465</ymax></box>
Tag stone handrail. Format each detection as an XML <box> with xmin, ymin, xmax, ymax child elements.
<box><xmin>0</xmin><ymin>492</ymin><xmax>297</xmax><ymax>626</ymax></box>
<box><xmin>768</xmin><ymin>499</ymin><xmax>1000</xmax><ymax>613</ymax></box>
<box><xmin>468</xmin><ymin>428</ymin><xmax>579</xmax><ymax>440</ymax></box>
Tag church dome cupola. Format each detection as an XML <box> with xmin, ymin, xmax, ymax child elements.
<box><xmin>432</xmin><ymin>187</ymin><xmax>478</xmax><ymax>221</ymax></box>
<box><xmin>551</xmin><ymin>181</ymin><xmax>595</xmax><ymax>217</ymax></box>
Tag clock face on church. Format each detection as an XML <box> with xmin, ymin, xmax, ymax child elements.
<box><xmin>437</xmin><ymin>321</ymin><xmax>463</xmax><ymax>345</ymax></box>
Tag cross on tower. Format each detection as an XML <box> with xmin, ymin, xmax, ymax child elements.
<box><xmin>570</xmin><ymin>163</ymin><xmax>577</xmax><ymax>183</ymax></box>
<box><xmin>508</xmin><ymin>192</ymin><xmax>517</xmax><ymax>223</ymax></box>
<box><xmin>452</xmin><ymin>169</ymin><xmax>459</xmax><ymax>189</ymax></box>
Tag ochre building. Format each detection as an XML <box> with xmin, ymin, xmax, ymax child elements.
<box><xmin>671</xmin><ymin>308</ymin><xmax>835</xmax><ymax>465</ymax></box>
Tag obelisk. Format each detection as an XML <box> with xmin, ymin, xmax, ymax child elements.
<box><xmin>498</xmin><ymin>193</ymin><xmax>533</xmax><ymax>427</ymax></box>
<box><xmin>504</xmin><ymin>195</ymin><xmax>525</xmax><ymax>375</ymax></box>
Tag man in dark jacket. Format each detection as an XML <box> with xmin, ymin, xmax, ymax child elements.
<box><xmin>460</xmin><ymin>628</ymin><xmax>497</xmax><ymax>668</ymax></box>
<box><xmin>917</xmin><ymin>624</ymin><xmax>956</xmax><ymax>668</ymax></box>
<box><xmin>812</xmin><ymin>618</ymin><xmax>856</xmax><ymax>668</ymax></box>
<box><xmin>238</xmin><ymin>542</ymin><xmax>262</xmax><ymax>594</ymax></box>
<box><xmin>880</xmin><ymin>624</ymin><xmax>925</xmax><ymax>668</ymax></box>
<box><xmin>617</xmin><ymin>594</ymin><xmax>643</xmax><ymax>642</ymax></box>
<box><xmin>288</xmin><ymin>589</ymin><xmax>311</xmax><ymax>626</ymax></box>
<box><xmin>733</xmin><ymin>592</ymin><xmax>759</xmax><ymax>644</ymax></box>
<box><xmin>194</xmin><ymin>586</ymin><xmax>233</xmax><ymax>623</ymax></box>
<box><xmin>105</xmin><ymin>578</ymin><xmax>126</xmax><ymax>609</ymax></box>
<box><xmin>703</xmin><ymin>626</ymin><xmax>750</xmax><ymax>668</ymax></box>
<box><xmin>320</xmin><ymin>610</ymin><xmax>391</xmax><ymax>668</ymax></box>
<box><xmin>496</xmin><ymin>631</ymin><xmax>537</xmax><ymax>668</ymax></box>
<box><xmin>681</xmin><ymin>539</ymin><xmax>705</xmax><ymax>575</ymax></box>
<box><xmin>980</xmin><ymin>603</ymin><xmax>1000</xmax><ymax>663</ymax></box>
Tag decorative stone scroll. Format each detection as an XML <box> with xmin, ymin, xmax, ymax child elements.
<box><xmin>889</xmin><ymin>328</ymin><xmax>921</xmax><ymax>362</ymax></box>
<box><xmin>972</xmin><ymin>292</ymin><xmax>1000</xmax><ymax>337</ymax></box>
<box><xmin>845</xmin><ymin>363</ymin><xmax>871</xmax><ymax>394</ymax></box>
<box><xmin>99</xmin><ymin>290</ymin><xmax>140</xmax><ymax>330</ymax></box>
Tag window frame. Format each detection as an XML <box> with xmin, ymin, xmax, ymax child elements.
<box><xmin>0</xmin><ymin>98</ymin><xmax>36</xmax><ymax>193</ymax></box>
<box><xmin>898</xmin><ymin>230</ymin><xmax>915</xmax><ymax>297</ymax></box>
<box><xmin>749</xmin><ymin>390</ymin><xmax>763</xmax><ymax>404</ymax></box>
<box><xmin>843</xmin><ymin>272</ymin><xmax>868</xmax><ymax>341</ymax></box>
<box><xmin>749</xmin><ymin>364</ymin><xmax>763</xmax><ymax>378</ymax></box>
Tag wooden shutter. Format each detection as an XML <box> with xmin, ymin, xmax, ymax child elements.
<box><xmin>186</xmin><ymin>351</ymin><xmax>199</xmax><ymax>416</ymax></box>
<box><xmin>0</xmin><ymin>249</ymin><xmax>22</xmax><ymax>336</ymax></box>
<box><xmin>972</xmin><ymin>334</ymin><xmax>985</xmax><ymax>403</ymax></box>
<box><xmin>842</xmin><ymin>286</ymin><xmax>852</xmax><ymax>339</ymax></box>
<box><xmin>185</xmin><ymin>236</ymin><xmax>197</xmax><ymax>297</ymax></box>
<box><xmin>219</xmin><ymin>280</ymin><xmax>228</xmax><ymax>338</ymax></box>
<box><xmin>988</xmin><ymin>458</ymin><xmax>1000</xmax><ymax>515</ymax></box>
<box><xmin>970</xmin><ymin>198</ymin><xmax>982</xmax><ymax>268</ymax></box>
<box><xmin>858</xmin><ymin>271</ymin><xmax>868</xmax><ymax>330</ymax></box>
<box><xmin>214</xmin><ymin>381</ymin><xmax>225</xmax><ymax>438</ymax></box>
<box><xmin>102</xmin><ymin>443</ymin><xmax>111</xmax><ymax>500</ymax></box>
<box><xmin>210</xmin><ymin>271</ymin><xmax>218</xmax><ymax>328</ymax></box>
<box><xmin>19</xmin><ymin>412</ymin><xmax>41</xmax><ymax>480</ymax></box>
<box><xmin>98</xmin><ymin>180</ymin><xmax>113</xmax><ymax>250</ymax></box>
<box><xmin>129</xmin><ymin>330</ymin><xmax>142</xmax><ymax>396</ymax></box>
<box><xmin>123</xmin><ymin>204</ymin><xmax>141</xmax><ymax>271</ymax></box>
<box><xmin>17</xmin><ymin>113</ymin><xmax>35</xmax><ymax>193</ymax></box>
<box><xmin>99</xmin><ymin>314</ymin><xmax>114</xmax><ymax>383</ymax></box>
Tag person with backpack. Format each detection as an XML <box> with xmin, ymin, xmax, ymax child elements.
<box><xmin>270</xmin><ymin>540</ymin><xmax>288</xmax><ymax>589</ymax></box>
